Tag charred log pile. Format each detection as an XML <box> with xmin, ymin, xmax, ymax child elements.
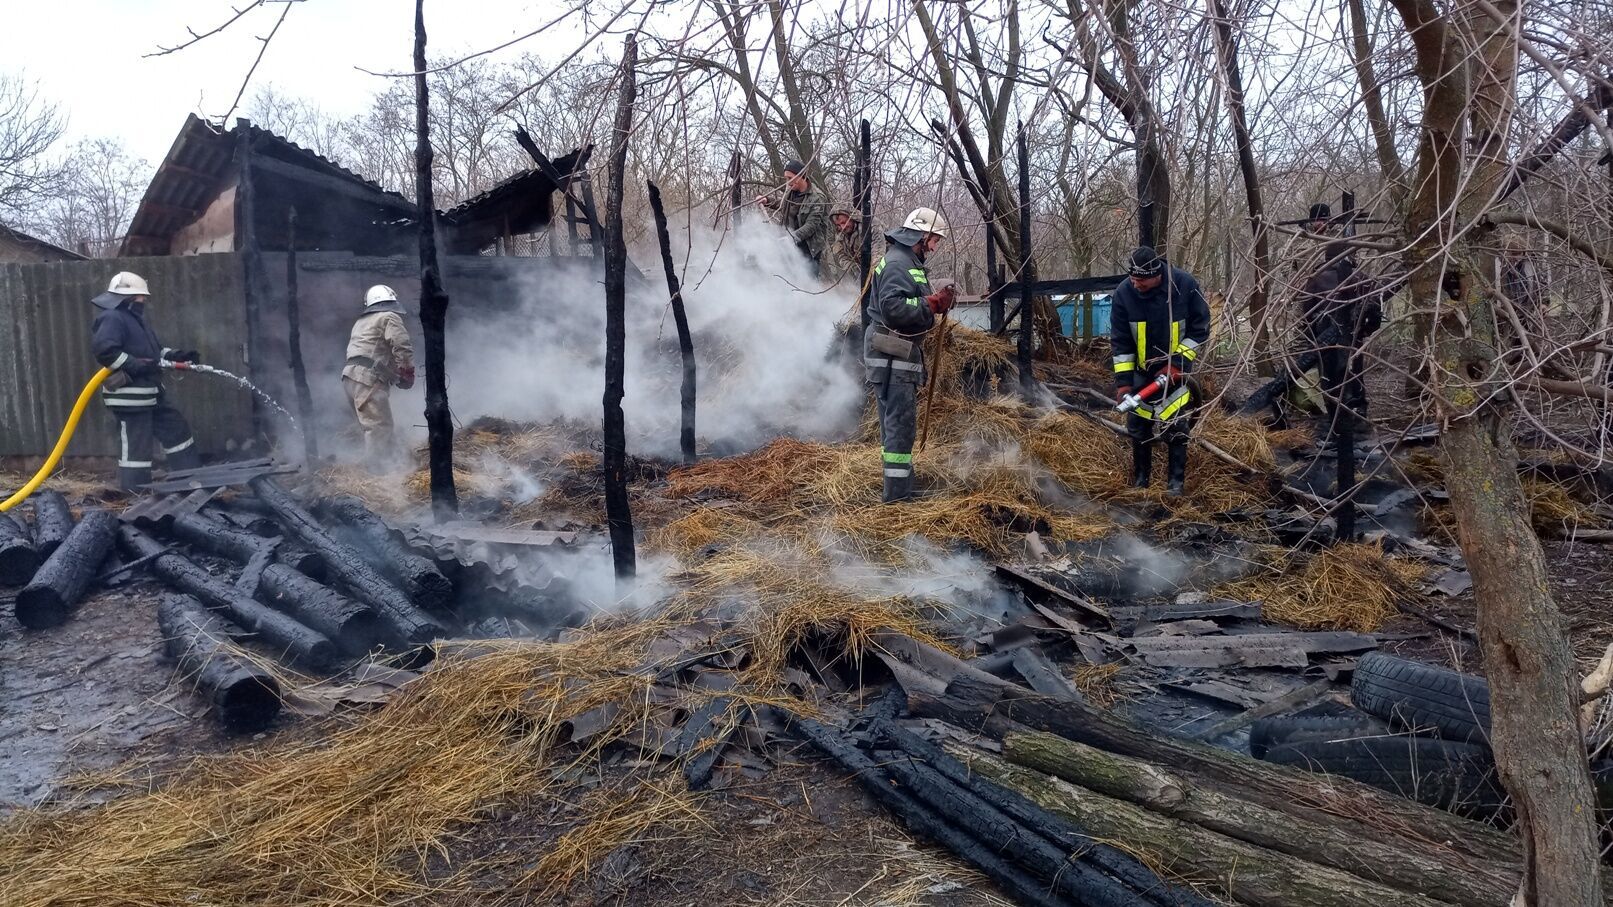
<box><xmin>16</xmin><ymin>508</ymin><xmax>116</xmax><ymax>629</ymax></box>
<box><xmin>0</xmin><ymin>513</ymin><xmax>40</xmax><ymax>586</ymax></box>
<box><xmin>157</xmin><ymin>594</ymin><xmax>282</xmax><ymax>733</ymax></box>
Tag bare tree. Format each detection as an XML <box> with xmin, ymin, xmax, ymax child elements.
<box><xmin>0</xmin><ymin>73</ymin><xmax>66</xmax><ymax>221</ymax></box>
<box><xmin>33</xmin><ymin>139</ymin><xmax>151</xmax><ymax>257</ymax></box>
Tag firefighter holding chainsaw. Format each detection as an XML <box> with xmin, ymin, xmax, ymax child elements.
<box><xmin>343</xmin><ymin>285</ymin><xmax>416</xmax><ymax>466</ymax></box>
<box><xmin>89</xmin><ymin>271</ymin><xmax>204</xmax><ymax>490</ymax></box>
<box><xmin>1110</xmin><ymin>246</ymin><xmax>1211</xmax><ymax>496</ymax></box>
<box><xmin>865</xmin><ymin>208</ymin><xmax>955</xmax><ymax>503</ymax></box>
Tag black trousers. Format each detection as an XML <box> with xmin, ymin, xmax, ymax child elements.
<box><xmin>873</xmin><ymin>373</ymin><xmax>920</xmax><ymax>502</ymax></box>
<box><xmin>111</xmin><ymin>402</ymin><xmax>199</xmax><ymax>490</ymax></box>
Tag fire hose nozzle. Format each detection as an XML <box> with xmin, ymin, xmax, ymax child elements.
<box><xmin>1114</xmin><ymin>373</ymin><xmax>1172</xmax><ymax>414</ymax></box>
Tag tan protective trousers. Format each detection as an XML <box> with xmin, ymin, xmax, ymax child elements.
<box><xmin>343</xmin><ymin>376</ymin><xmax>396</xmax><ymax>463</ymax></box>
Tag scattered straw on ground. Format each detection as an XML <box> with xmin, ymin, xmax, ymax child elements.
<box><xmin>1072</xmin><ymin>663</ymin><xmax>1125</xmax><ymax>708</ymax></box>
<box><xmin>1218</xmin><ymin>542</ymin><xmax>1428</xmax><ymax>632</ymax></box>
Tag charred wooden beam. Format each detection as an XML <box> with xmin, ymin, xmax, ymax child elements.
<box><xmin>285</xmin><ymin>207</ymin><xmax>318</xmax><ymax>462</ymax></box>
<box><xmin>646</xmin><ymin>180</ymin><xmax>697</xmax><ymax>465</ymax></box>
<box><xmin>316</xmin><ymin>494</ymin><xmax>452</xmax><ymax>611</ymax></box>
<box><xmin>1015</xmin><ymin>123</ymin><xmax>1036</xmax><ymax>400</ymax></box>
<box><xmin>31</xmin><ymin>489</ymin><xmax>74</xmax><ymax>558</ymax></box>
<box><xmin>0</xmin><ymin>513</ymin><xmax>40</xmax><ymax>586</ymax></box>
<box><xmin>249</xmin><ymin>478</ymin><xmax>444</xmax><ymax>646</ymax></box>
<box><xmin>857</xmin><ymin>119</ymin><xmax>873</xmax><ymax>331</ymax></box>
<box><xmin>157</xmin><ymin>594</ymin><xmax>282</xmax><ymax>733</ymax></box>
<box><xmin>15</xmin><ymin>508</ymin><xmax>116</xmax><ymax>629</ymax></box>
<box><xmin>258</xmin><ymin>563</ymin><xmax>385</xmax><ymax>657</ymax></box>
<box><xmin>601</xmin><ymin>36</ymin><xmax>638</xmax><ymax>581</ymax></box>
<box><xmin>414</xmin><ymin>0</ymin><xmax>459</xmax><ymax>520</ymax></box>
<box><xmin>182</xmin><ymin>510</ymin><xmax>327</xmax><ymax>579</ymax></box>
<box><xmin>121</xmin><ymin>525</ymin><xmax>340</xmax><ymax>672</ymax></box>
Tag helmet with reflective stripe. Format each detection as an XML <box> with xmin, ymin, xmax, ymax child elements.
<box><xmin>901</xmin><ymin>207</ymin><xmax>948</xmax><ymax>238</ymax></box>
<box><xmin>365</xmin><ymin>285</ymin><xmax>399</xmax><ymax>307</ymax></box>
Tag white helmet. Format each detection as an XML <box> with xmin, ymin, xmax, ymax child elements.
<box><xmin>365</xmin><ymin>285</ymin><xmax>399</xmax><ymax>307</ymax></box>
<box><xmin>902</xmin><ymin>207</ymin><xmax>948</xmax><ymax>238</ymax></box>
<box><xmin>106</xmin><ymin>271</ymin><xmax>150</xmax><ymax>296</ymax></box>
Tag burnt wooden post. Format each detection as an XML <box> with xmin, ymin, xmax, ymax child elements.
<box><xmin>565</xmin><ymin>196</ymin><xmax>581</xmax><ymax>256</ymax></box>
<box><xmin>1334</xmin><ymin>189</ymin><xmax>1358</xmax><ymax>543</ymax></box>
<box><xmin>986</xmin><ymin>190</ymin><xmax>1004</xmax><ymax>333</ymax></box>
<box><xmin>285</xmin><ymin>207</ymin><xmax>317</xmax><ymax>462</ymax></box>
<box><xmin>414</xmin><ymin>0</ymin><xmax>458</xmax><ymax>519</ymax></box>
<box><xmin>581</xmin><ymin>172</ymin><xmax>603</xmax><ymax>259</ymax></box>
<box><xmin>1015</xmin><ymin>124</ymin><xmax>1036</xmax><ymax>399</ymax></box>
<box><xmin>603</xmin><ymin>36</ymin><xmax>639</xmax><ymax>581</ymax></box>
<box><xmin>235</xmin><ymin>118</ymin><xmax>266</xmax><ymax>445</ymax></box>
<box><xmin>856</xmin><ymin>119</ymin><xmax>873</xmax><ymax>331</ymax></box>
<box><xmin>647</xmin><ymin>180</ymin><xmax>697</xmax><ymax>465</ymax></box>
<box><xmin>728</xmin><ymin>151</ymin><xmax>743</xmax><ymax>228</ymax></box>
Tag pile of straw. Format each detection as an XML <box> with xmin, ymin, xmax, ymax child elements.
<box><xmin>1218</xmin><ymin>542</ymin><xmax>1427</xmax><ymax>632</ymax></box>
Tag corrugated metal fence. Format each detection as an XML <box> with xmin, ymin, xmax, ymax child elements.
<box><xmin>0</xmin><ymin>254</ymin><xmax>254</xmax><ymax>461</ymax></box>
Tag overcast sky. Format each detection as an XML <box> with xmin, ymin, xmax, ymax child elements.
<box><xmin>3</xmin><ymin>0</ymin><xmax>582</xmax><ymax>165</ymax></box>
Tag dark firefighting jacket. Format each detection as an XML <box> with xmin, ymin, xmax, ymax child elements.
<box><xmin>862</xmin><ymin>233</ymin><xmax>936</xmax><ymax>382</ymax></box>
<box><xmin>90</xmin><ymin>300</ymin><xmax>173</xmax><ymax>410</ymax></box>
<box><xmin>1110</xmin><ymin>266</ymin><xmax>1212</xmax><ymax>420</ymax></box>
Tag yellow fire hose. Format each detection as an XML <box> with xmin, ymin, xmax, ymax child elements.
<box><xmin>0</xmin><ymin>367</ymin><xmax>111</xmax><ymax>512</ymax></box>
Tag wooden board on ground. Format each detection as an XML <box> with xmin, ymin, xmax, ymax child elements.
<box><xmin>1109</xmin><ymin>599</ymin><xmax>1262</xmax><ymax>624</ymax></box>
<box><xmin>993</xmin><ymin>564</ymin><xmax>1111</xmax><ymax>623</ymax></box>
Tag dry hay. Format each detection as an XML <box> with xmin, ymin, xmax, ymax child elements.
<box><xmin>1072</xmin><ymin>663</ymin><xmax>1125</xmax><ymax>708</ymax></box>
<box><xmin>667</xmin><ymin>437</ymin><xmax>849</xmax><ymax>505</ymax></box>
<box><xmin>1523</xmin><ymin>476</ymin><xmax>1601</xmax><ymax>534</ymax></box>
<box><xmin>1218</xmin><ymin>542</ymin><xmax>1427</xmax><ymax>632</ymax></box>
<box><xmin>1196</xmin><ymin>409</ymin><xmax>1275</xmax><ymax>471</ymax></box>
<box><xmin>1023</xmin><ymin>411</ymin><xmax>1130</xmax><ymax>499</ymax></box>
<box><xmin>518</xmin><ymin>777</ymin><xmax>705</xmax><ymax>898</ymax></box>
<box><xmin>0</xmin><ymin>627</ymin><xmax>697</xmax><ymax>906</ymax></box>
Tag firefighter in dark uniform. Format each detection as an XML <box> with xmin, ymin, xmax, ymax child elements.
<box><xmin>1110</xmin><ymin>247</ymin><xmax>1211</xmax><ymax>496</ymax></box>
<box><xmin>864</xmin><ymin>207</ymin><xmax>955</xmax><ymax>503</ymax></box>
<box><xmin>89</xmin><ymin>271</ymin><xmax>202</xmax><ymax>490</ymax></box>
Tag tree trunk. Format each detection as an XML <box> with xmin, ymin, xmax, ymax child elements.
<box><xmin>1344</xmin><ymin>0</ymin><xmax>1407</xmax><ymax>205</ymax></box>
<box><xmin>970</xmin><ymin>750</ymin><xmax>1449</xmax><ymax>907</ymax></box>
<box><xmin>1004</xmin><ymin>730</ymin><xmax>1518</xmax><ymax>906</ymax></box>
<box><xmin>157</xmin><ymin>594</ymin><xmax>281</xmax><ymax>733</ymax></box>
<box><xmin>1207</xmin><ymin>0</ymin><xmax>1274</xmax><ymax>373</ymax></box>
<box><xmin>285</xmin><ymin>207</ymin><xmax>317</xmax><ymax>462</ymax></box>
<box><xmin>646</xmin><ymin>180</ymin><xmax>697</xmax><ymax>465</ymax></box>
<box><xmin>14</xmin><ymin>508</ymin><xmax>114</xmax><ymax>629</ymax></box>
<box><xmin>414</xmin><ymin>0</ymin><xmax>458</xmax><ymax>520</ymax></box>
<box><xmin>602</xmin><ymin>36</ymin><xmax>638</xmax><ymax>582</ymax></box>
<box><xmin>1388</xmin><ymin>0</ymin><xmax>1605</xmax><ymax>899</ymax></box>
<box><xmin>31</xmin><ymin>489</ymin><xmax>73</xmax><ymax>558</ymax></box>
<box><xmin>763</xmin><ymin>0</ymin><xmax>816</xmax><ymax>166</ymax></box>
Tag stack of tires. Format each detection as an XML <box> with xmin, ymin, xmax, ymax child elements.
<box><xmin>1250</xmin><ymin>652</ymin><xmax>1510</xmax><ymax>821</ymax></box>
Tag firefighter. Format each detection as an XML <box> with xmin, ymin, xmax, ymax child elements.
<box><xmin>756</xmin><ymin>159</ymin><xmax>830</xmax><ymax>277</ymax></box>
<box><xmin>865</xmin><ymin>207</ymin><xmax>955</xmax><ymax>503</ymax></box>
<box><xmin>342</xmin><ymin>285</ymin><xmax>416</xmax><ymax>465</ymax></box>
<box><xmin>89</xmin><ymin>271</ymin><xmax>202</xmax><ymax>491</ymax></box>
<box><xmin>1110</xmin><ymin>247</ymin><xmax>1211</xmax><ymax>496</ymax></box>
<box><xmin>1297</xmin><ymin>239</ymin><xmax>1376</xmax><ymax>436</ymax></box>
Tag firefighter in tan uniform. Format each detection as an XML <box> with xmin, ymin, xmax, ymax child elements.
<box><xmin>342</xmin><ymin>285</ymin><xmax>416</xmax><ymax>464</ymax></box>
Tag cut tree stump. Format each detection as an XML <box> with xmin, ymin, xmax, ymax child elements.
<box><xmin>30</xmin><ymin>490</ymin><xmax>74</xmax><ymax>558</ymax></box>
<box><xmin>15</xmin><ymin>509</ymin><xmax>116</xmax><ymax>629</ymax></box>
<box><xmin>970</xmin><ymin>750</ymin><xmax>1449</xmax><ymax>907</ymax></box>
<box><xmin>121</xmin><ymin>525</ymin><xmax>340</xmax><ymax>672</ymax></box>
<box><xmin>157</xmin><ymin>594</ymin><xmax>281</xmax><ymax>733</ymax></box>
<box><xmin>1003</xmin><ymin>731</ymin><xmax>1518</xmax><ymax>907</ymax></box>
<box><xmin>0</xmin><ymin>513</ymin><xmax>40</xmax><ymax>586</ymax></box>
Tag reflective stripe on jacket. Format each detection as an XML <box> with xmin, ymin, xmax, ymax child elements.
<box><xmin>91</xmin><ymin>301</ymin><xmax>172</xmax><ymax>409</ymax></box>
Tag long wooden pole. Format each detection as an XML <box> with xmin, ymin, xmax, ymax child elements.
<box><xmin>646</xmin><ymin>180</ymin><xmax>697</xmax><ymax>465</ymax></box>
<box><xmin>918</xmin><ymin>312</ymin><xmax>948</xmax><ymax>451</ymax></box>
<box><xmin>414</xmin><ymin>0</ymin><xmax>457</xmax><ymax>519</ymax></box>
<box><xmin>602</xmin><ymin>35</ymin><xmax>638</xmax><ymax>581</ymax></box>
<box><xmin>1015</xmin><ymin>123</ymin><xmax>1036</xmax><ymax>399</ymax></box>
<box><xmin>284</xmin><ymin>207</ymin><xmax>316</xmax><ymax>462</ymax></box>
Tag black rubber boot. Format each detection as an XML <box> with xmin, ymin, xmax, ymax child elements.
<box><xmin>882</xmin><ymin>473</ymin><xmax>915</xmax><ymax>503</ymax></box>
<box><xmin>1166</xmin><ymin>442</ymin><xmax>1188</xmax><ymax>497</ymax></box>
<box><xmin>1130</xmin><ymin>442</ymin><xmax>1152</xmax><ymax>489</ymax></box>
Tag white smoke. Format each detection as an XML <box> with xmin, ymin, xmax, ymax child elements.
<box><xmin>428</xmin><ymin>221</ymin><xmax>866</xmax><ymax>459</ymax></box>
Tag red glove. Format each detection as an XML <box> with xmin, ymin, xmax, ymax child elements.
<box><xmin>395</xmin><ymin>365</ymin><xmax>417</xmax><ymax>389</ymax></box>
<box><xmin>1114</xmin><ymin>386</ymin><xmax>1132</xmax><ymax>403</ymax></box>
<box><xmin>926</xmin><ymin>285</ymin><xmax>956</xmax><ymax>315</ymax></box>
<box><xmin>1160</xmin><ymin>365</ymin><xmax>1186</xmax><ymax>386</ymax></box>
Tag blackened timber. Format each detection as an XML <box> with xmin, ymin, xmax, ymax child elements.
<box><xmin>121</xmin><ymin>525</ymin><xmax>340</xmax><ymax>672</ymax></box>
<box><xmin>285</xmin><ymin>207</ymin><xmax>317</xmax><ymax>461</ymax></box>
<box><xmin>601</xmin><ymin>36</ymin><xmax>638</xmax><ymax>581</ymax></box>
<box><xmin>0</xmin><ymin>513</ymin><xmax>40</xmax><ymax>586</ymax></box>
<box><xmin>414</xmin><ymin>0</ymin><xmax>458</xmax><ymax>519</ymax></box>
<box><xmin>176</xmin><ymin>511</ymin><xmax>327</xmax><ymax>579</ymax></box>
<box><xmin>235</xmin><ymin>118</ymin><xmax>267</xmax><ymax>441</ymax></box>
<box><xmin>31</xmin><ymin>489</ymin><xmax>74</xmax><ymax>558</ymax></box>
<box><xmin>158</xmin><ymin>594</ymin><xmax>282</xmax><ymax>733</ymax></box>
<box><xmin>249</xmin><ymin>479</ymin><xmax>444</xmax><ymax>646</ymax></box>
<box><xmin>318</xmin><ymin>494</ymin><xmax>452</xmax><ymax>610</ymax></box>
<box><xmin>857</xmin><ymin>119</ymin><xmax>873</xmax><ymax>330</ymax></box>
<box><xmin>259</xmin><ymin>563</ymin><xmax>385</xmax><ymax>656</ymax></box>
<box><xmin>646</xmin><ymin>180</ymin><xmax>698</xmax><ymax>465</ymax></box>
<box><xmin>1015</xmin><ymin>123</ymin><xmax>1035</xmax><ymax>399</ymax></box>
<box><xmin>986</xmin><ymin>193</ymin><xmax>1004</xmax><ymax>333</ymax></box>
<box><xmin>727</xmin><ymin>151</ymin><xmax>743</xmax><ymax>228</ymax></box>
<box><xmin>14</xmin><ymin>509</ymin><xmax>115</xmax><ymax>629</ymax></box>
<box><xmin>788</xmin><ymin>714</ymin><xmax>1076</xmax><ymax>907</ymax></box>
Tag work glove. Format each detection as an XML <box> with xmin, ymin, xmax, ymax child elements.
<box><xmin>124</xmin><ymin>358</ymin><xmax>159</xmax><ymax>378</ymax></box>
<box><xmin>1160</xmin><ymin>364</ymin><xmax>1186</xmax><ymax>386</ymax></box>
<box><xmin>168</xmin><ymin>349</ymin><xmax>201</xmax><ymax>364</ymax></box>
<box><xmin>1114</xmin><ymin>385</ymin><xmax>1133</xmax><ymax>404</ymax></box>
<box><xmin>395</xmin><ymin>365</ymin><xmax>417</xmax><ymax>390</ymax></box>
<box><xmin>925</xmin><ymin>284</ymin><xmax>956</xmax><ymax>315</ymax></box>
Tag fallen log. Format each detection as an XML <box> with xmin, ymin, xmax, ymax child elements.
<box><xmin>907</xmin><ymin>673</ymin><xmax>1520</xmax><ymax>867</ymax></box>
<box><xmin>0</xmin><ymin>513</ymin><xmax>40</xmax><ymax>586</ymax></box>
<box><xmin>157</xmin><ymin>594</ymin><xmax>282</xmax><ymax>733</ymax></box>
<box><xmin>171</xmin><ymin>512</ymin><xmax>328</xmax><ymax>587</ymax></box>
<box><xmin>788</xmin><ymin>713</ymin><xmax>1076</xmax><ymax>907</ymax></box>
<box><xmin>15</xmin><ymin>509</ymin><xmax>117</xmax><ymax>629</ymax></box>
<box><xmin>969</xmin><ymin>750</ymin><xmax>1448</xmax><ymax>907</ymax></box>
<box><xmin>120</xmin><ymin>526</ymin><xmax>340</xmax><ymax>672</ymax></box>
<box><xmin>31</xmin><ymin>489</ymin><xmax>74</xmax><ymax>558</ymax></box>
<box><xmin>249</xmin><ymin>479</ymin><xmax>445</xmax><ymax>645</ymax></box>
<box><xmin>317</xmin><ymin>494</ymin><xmax>453</xmax><ymax>611</ymax></box>
<box><xmin>258</xmin><ymin>563</ymin><xmax>384</xmax><ymax>657</ymax></box>
<box><xmin>1004</xmin><ymin>730</ymin><xmax>1517</xmax><ymax>907</ymax></box>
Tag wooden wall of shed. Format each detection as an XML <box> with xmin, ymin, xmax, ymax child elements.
<box><xmin>170</xmin><ymin>185</ymin><xmax>237</xmax><ymax>255</ymax></box>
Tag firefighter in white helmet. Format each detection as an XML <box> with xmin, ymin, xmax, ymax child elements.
<box><xmin>863</xmin><ymin>207</ymin><xmax>954</xmax><ymax>502</ymax></box>
<box><xmin>342</xmin><ymin>285</ymin><xmax>416</xmax><ymax>465</ymax></box>
<box><xmin>89</xmin><ymin>271</ymin><xmax>203</xmax><ymax>490</ymax></box>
